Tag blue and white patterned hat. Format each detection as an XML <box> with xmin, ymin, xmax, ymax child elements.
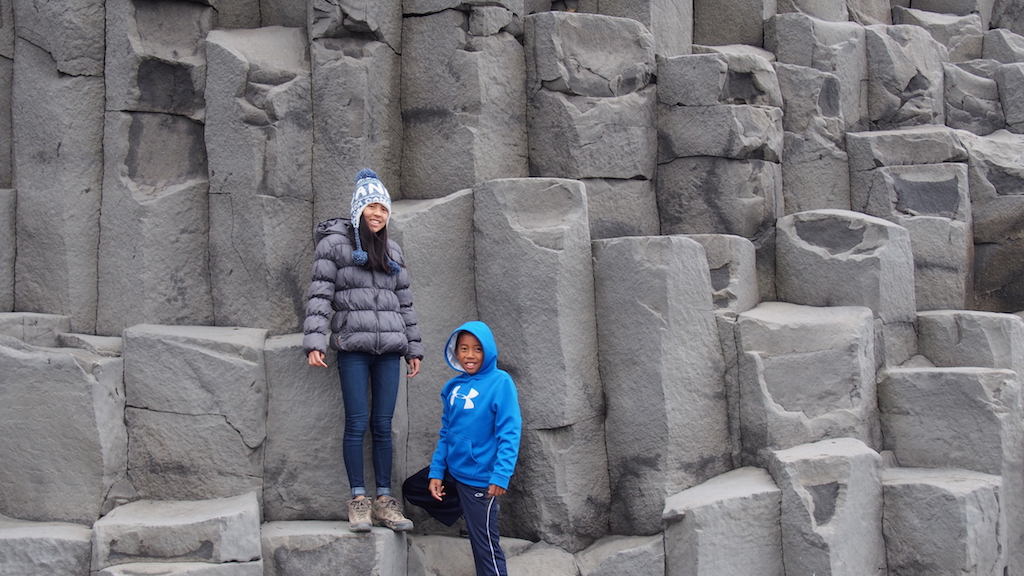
<box><xmin>350</xmin><ymin>169</ymin><xmax>399</xmax><ymax>274</ymax></box>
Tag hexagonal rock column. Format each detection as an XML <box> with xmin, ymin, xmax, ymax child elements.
<box><xmin>92</xmin><ymin>493</ymin><xmax>262</xmax><ymax>571</ymax></box>
<box><xmin>389</xmin><ymin>192</ymin><xmax>478</xmax><ymax>478</ymax></box>
<box><xmin>579</xmin><ymin>178</ymin><xmax>660</xmax><ymax>240</ymax></box>
<box><xmin>882</xmin><ymin>468</ymin><xmax>1005</xmax><ymax>576</ymax></box>
<box><xmin>12</xmin><ymin>37</ymin><xmax>104</xmax><ymax>334</ymax></box>
<box><xmin>310</xmin><ymin>38</ymin><xmax>401</xmax><ymax>222</ymax></box>
<box><xmin>261</xmin><ymin>521</ymin><xmax>406</xmax><ymax>576</ymax></box>
<box><xmin>123</xmin><ymin>325</ymin><xmax>268</xmax><ymax>503</ymax></box>
<box><xmin>593</xmin><ymin>235</ymin><xmax>731</xmax><ymax>535</ymax></box>
<box><xmin>865</xmin><ymin>24</ymin><xmax>948</xmax><ymax>131</ymax></box>
<box><xmin>766</xmin><ymin>14</ymin><xmax>869</xmax><ymax>131</ymax></box>
<box><xmin>262</xmin><ymin>334</ymin><xmax>348</xmax><ymax>521</ymax></box>
<box><xmin>582</xmin><ymin>0</ymin><xmax>692</xmax><ymax>58</ymax></box>
<box><xmin>0</xmin><ymin>312</ymin><xmax>71</xmax><ymax>347</ymax></box>
<box><xmin>525</xmin><ymin>10</ymin><xmax>657</xmax><ymax>240</ymax></box>
<box><xmin>473</xmin><ymin>178</ymin><xmax>609</xmax><ymax>552</ymax></box>
<box><xmin>205</xmin><ymin>27</ymin><xmax>313</xmax><ymax>335</ymax></box>
<box><xmin>860</xmin><ymin>162</ymin><xmax>972</xmax><ymax>311</ymax></box>
<box><xmin>1</xmin><ymin>191</ymin><xmax>17</xmax><ymax>308</ymax></box>
<box><xmin>767</xmin><ymin>438</ymin><xmax>887</xmax><ymax>576</ymax></box>
<box><xmin>0</xmin><ymin>337</ymin><xmax>126</xmax><ymax>525</ymax></box>
<box><xmin>0</xmin><ymin>516</ymin><xmax>92</xmax><ymax>576</ymax></box>
<box><xmin>892</xmin><ymin>8</ymin><xmax>983</xmax><ymax>63</ymax></box>
<box><xmin>662</xmin><ymin>467</ymin><xmax>783</xmax><ymax>576</ymax></box>
<box><xmin>776</xmin><ymin>210</ymin><xmax>917</xmax><ymax>366</ymax></box>
<box><xmin>693</xmin><ymin>0</ymin><xmax>771</xmax><ymax>47</ymax></box>
<box><xmin>573</xmin><ymin>535</ymin><xmax>664</xmax><ymax>576</ymax></box>
<box><xmin>878</xmin><ymin>367</ymin><xmax>1024</xmax><ymax>576</ymax></box>
<box><xmin>309</xmin><ymin>0</ymin><xmax>401</xmax><ymax>54</ymax></box>
<box><xmin>942</xmin><ymin>62</ymin><xmax>1004</xmax><ymax>136</ymax></box>
<box><xmin>993</xmin><ymin>0</ymin><xmax>1024</xmax><ymax>36</ymax></box>
<box><xmin>917</xmin><ymin>0</ymin><xmax>995</xmax><ymax>28</ymax></box>
<box><xmin>688</xmin><ymin>234</ymin><xmax>759</xmax><ymax>314</ymax></box>
<box><xmin>401</xmin><ymin>8</ymin><xmax>526</xmax><ymax>200</ymax></box>
<box><xmin>918</xmin><ymin>310</ymin><xmax>1024</xmax><ymax>377</ymax></box>
<box><xmin>735</xmin><ymin>302</ymin><xmax>879</xmax><ymax>467</ymax></box>
<box><xmin>776</xmin><ymin>64</ymin><xmax>850</xmax><ymax>213</ymax></box>
<box><xmin>960</xmin><ymin>130</ymin><xmax>1024</xmax><ymax>312</ymax></box>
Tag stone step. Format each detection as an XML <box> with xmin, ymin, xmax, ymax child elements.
<box><xmin>91</xmin><ymin>492</ymin><xmax>261</xmax><ymax>572</ymax></box>
<box><xmin>97</xmin><ymin>560</ymin><xmax>263</xmax><ymax>576</ymax></box>
<box><xmin>261</xmin><ymin>521</ymin><xmax>405</xmax><ymax>576</ymax></box>
<box><xmin>0</xmin><ymin>515</ymin><xmax>92</xmax><ymax>576</ymax></box>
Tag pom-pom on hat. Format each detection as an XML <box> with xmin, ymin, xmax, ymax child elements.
<box><xmin>350</xmin><ymin>169</ymin><xmax>399</xmax><ymax>274</ymax></box>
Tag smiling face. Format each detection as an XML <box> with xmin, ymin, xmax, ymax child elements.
<box><xmin>455</xmin><ymin>331</ymin><xmax>484</xmax><ymax>375</ymax></box>
<box><xmin>362</xmin><ymin>202</ymin><xmax>389</xmax><ymax>233</ymax></box>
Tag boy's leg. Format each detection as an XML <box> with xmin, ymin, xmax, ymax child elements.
<box><xmin>454</xmin><ymin>481</ymin><xmax>507</xmax><ymax>576</ymax></box>
<box><xmin>402</xmin><ymin>467</ymin><xmax>463</xmax><ymax>526</ymax></box>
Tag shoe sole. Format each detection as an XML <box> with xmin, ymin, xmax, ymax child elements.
<box><xmin>349</xmin><ymin>522</ymin><xmax>372</xmax><ymax>533</ymax></box>
<box><xmin>376</xmin><ymin>520</ymin><xmax>414</xmax><ymax>532</ymax></box>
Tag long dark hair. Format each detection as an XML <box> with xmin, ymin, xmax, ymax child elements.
<box><xmin>356</xmin><ymin>216</ymin><xmax>396</xmax><ymax>274</ymax></box>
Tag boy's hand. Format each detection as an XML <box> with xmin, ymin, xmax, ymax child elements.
<box><xmin>308</xmin><ymin>350</ymin><xmax>327</xmax><ymax>368</ymax></box>
<box><xmin>488</xmin><ymin>484</ymin><xmax>506</xmax><ymax>497</ymax></box>
<box><xmin>407</xmin><ymin>358</ymin><xmax>421</xmax><ymax>378</ymax></box>
<box><xmin>429</xmin><ymin>478</ymin><xmax>445</xmax><ymax>501</ymax></box>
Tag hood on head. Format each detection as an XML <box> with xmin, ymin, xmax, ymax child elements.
<box><xmin>314</xmin><ymin>218</ymin><xmax>352</xmax><ymax>244</ymax></box>
<box><xmin>445</xmin><ymin>321</ymin><xmax>498</xmax><ymax>375</ymax></box>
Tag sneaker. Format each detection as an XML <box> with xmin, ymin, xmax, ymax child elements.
<box><xmin>348</xmin><ymin>497</ymin><xmax>372</xmax><ymax>533</ymax></box>
<box><xmin>372</xmin><ymin>495</ymin><xmax>414</xmax><ymax>531</ymax></box>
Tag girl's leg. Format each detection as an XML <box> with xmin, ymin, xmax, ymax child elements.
<box><xmin>455</xmin><ymin>481</ymin><xmax>507</xmax><ymax>576</ymax></box>
<box><xmin>367</xmin><ymin>353</ymin><xmax>401</xmax><ymax>494</ymax></box>
<box><xmin>337</xmin><ymin>351</ymin><xmax>372</xmax><ymax>497</ymax></box>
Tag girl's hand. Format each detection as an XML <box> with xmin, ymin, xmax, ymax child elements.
<box><xmin>488</xmin><ymin>484</ymin><xmax>506</xmax><ymax>497</ymax></box>
<box><xmin>407</xmin><ymin>357</ymin><xmax>421</xmax><ymax>378</ymax></box>
<box><xmin>308</xmin><ymin>350</ymin><xmax>328</xmax><ymax>368</ymax></box>
<box><xmin>429</xmin><ymin>478</ymin><xmax>445</xmax><ymax>501</ymax></box>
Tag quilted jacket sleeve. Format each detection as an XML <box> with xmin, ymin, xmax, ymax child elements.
<box><xmin>302</xmin><ymin>233</ymin><xmax>342</xmax><ymax>354</ymax></box>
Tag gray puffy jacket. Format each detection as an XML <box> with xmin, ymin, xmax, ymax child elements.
<box><xmin>302</xmin><ymin>218</ymin><xmax>424</xmax><ymax>360</ymax></box>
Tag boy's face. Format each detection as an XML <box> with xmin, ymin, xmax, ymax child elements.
<box><xmin>456</xmin><ymin>332</ymin><xmax>483</xmax><ymax>375</ymax></box>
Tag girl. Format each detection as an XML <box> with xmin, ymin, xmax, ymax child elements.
<box><xmin>303</xmin><ymin>168</ymin><xmax>423</xmax><ymax>532</ymax></box>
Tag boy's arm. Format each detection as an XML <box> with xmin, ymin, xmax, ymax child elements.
<box><xmin>488</xmin><ymin>377</ymin><xmax>522</xmax><ymax>489</ymax></box>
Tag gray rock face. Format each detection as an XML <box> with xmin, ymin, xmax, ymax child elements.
<box><xmin>693</xmin><ymin>0</ymin><xmax>772</xmax><ymax>46</ymax></box>
<box><xmin>98</xmin><ymin>562</ymin><xmax>264</xmax><ymax>575</ymax></box>
<box><xmin>579</xmin><ymin>178</ymin><xmax>660</xmax><ymax>240</ymax></box>
<box><xmin>309</xmin><ymin>0</ymin><xmax>402</xmax><ymax>53</ymax></box>
<box><xmin>658</xmin><ymin>105</ymin><xmax>783</xmax><ymax>163</ymax></box>
<box><xmin>311</xmin><ymin>38</ymin><xmax>401</xmax><ymax>219</ymax></box>
<box><xmin>767</xmin><ymin>14</ymin><xmax>869</xmax><ymax>131</ymax></box>
<box><xmin>92</xmin><ymin>493</ymin><xmax>262</xmax><ymax>570</ymax></box>
<box><xmin>861</xmin><ymin>162</ymin><xmax>972</xmax><ymax>311</ymax></box>
<box><xmin>943</xmin><ymin>62</ymin><xmax>1005</xmax><ymax>136</ymax></box>
<box><xmin>865</xmin><ymin>24</ymin><xmax>947</xmax><ymax>131</ymax></box>
<box><xmin>0</xmin><ymin>59</ymin><xmax>10</xmax><ymax>189</ymax></box>
<box><xmin>96</xmin><ymin>111</ymin><xmax>214</xmax><ymax>336</ymax></box>
<box><xmin>0</xmin><ymin>337</ymin><xmax>126</xmax><ymax>525</ymax></box>
<box><xmin>104</xmin><ymin>0</ymin><xmax>213</xmax><ymax>120</ymax></box>
<box><xmin>892</xmin><ymin>7</ymin><xmax>983</xmax><ymax>62</ymax></box>
<box><xmin>992</xmin><ymin>0</ymin><xmax>1024</xmax><ymax>37</ymax></box>
<box><xmin>525</xmin><ymin>11</ymin><xmax>654</xmax><ymax>98</ymax></box>
<box><xmin>124</xmin><ymin>324</ymin><xmax>267</xmax><ymax>502</ymax></box>
<box><xmin>662</xmin><ymin>467</ymin><xmax>783</xmax><ymax>576</ymax></box>
<box><xmin>574</xmin><ymin>534</ymin><xmax>664</xmax><ymax>576</ymax></box>
<box><xmin>12</xmin><ymin>0</ymin><xmax>104</xmax><ymax>77</ymax></box>
<box><xmin>915</xmin><ymin>0</ymin><xmax>995</xmax><ymax>28</ymax></box>
<box><xmin>776</xmin><ymin>210</ymin><xmax>917</xmax><ymax>364</ymax></box>
<box><xmin>594</xmin><ymin>236</ymin><xmax>731</xmax><ymax>535</ymax></box>
<box><xmin>882</xmin><ymin>468</ymin><xmax>1005</xmax><ymax>576</ymax></box>
<box><xmin>982</xmin><ymin>28</ymin><xmax>1024</xmax><ymax>63</ymax></box>
<box><xmin>918</xmin><ymin>310</ymin><xmax>1024</xmax><ymax>376</ymax></box>
<box><xmin>407</xmin><ymin>534</ymin><xmax>533</xmax><ymax>576</ymax></box>
<box><xmin>688</xmin><ymin>234</ymin><xmax>759</xmax><ymax>313</ymax></box>
<box><xmin>505</xmin><ymin>542</ymin><xmax>579</xmax><ymax>576</ymax></box>
<box><xmin>205</xmin><ymin>27</ymin><xmax>313</xmax><ymax>336</ymax></box>
<box><xmin>658</xmin><ymin>52</ymin><xmax>782</xmax><ymax>108</ymax></box>
<box><xmin>389</xmin><ymin>193</ymin><xmax>478</xmax><ymax>477</ymax></box>
<box><xmin>736</xmin><ymin>303</ymin><xmax>880</xmax><ymax>466</ymax></box>
<box><xmin>0</xmin><ymin>516</ymin><xmax>92</xmax><ymax>576</ymax></box>
<box><xmin>585</xmin><ymin>0</ymin><xmax>692</xmax><ymax>58</ymax></box>
<box><xmin>262</xmin><ymin>334</ymin><xmax>348</xmax><ymax>521</ymax></box>
<box><xmin>997</xmin><ymin>63</ymin><xmax>1024</xmax><ymax>133</ymax></box>
<box><xmin>12</xmin><ymin>37</ymin><xmax>104</xmax><ymax>334</ymax></box>
<box><xmin>879</xmin><ymin>366</ymin><xmax>1024</xmax><ymax>574</ymax></box>
<box><xmin>960</xmin><ymin>131</ymin><xmax>1024</xmax><ymax>312</ymax></box>
<box><xmin>0</xmin><ymin>312</ymin><xmax>71</xmax><ymax>347</ymax></box>
<box><xmin>768</xmin><ymin>438</ymin><xmax>887</xmax><ymax>576</ymax></box>
<box><xmin>401</xmin><ymin>10</ymin><xmax>527</xmax><ymax>200</ymax></box>
<box><xmin>261</xmin><ymin>521</ymin><xmax>406</xmax><ymax>576</ymax></box>
<box><xmin>0</xmin><ymin>189</ymin><xmax>13</xmax><ymax>311</ymax></box>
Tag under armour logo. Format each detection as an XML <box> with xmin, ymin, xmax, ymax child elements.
<box><xmin>449</xmin><ymin>386</ymin><xmax>479</xmax><ymax>409</ymax></box>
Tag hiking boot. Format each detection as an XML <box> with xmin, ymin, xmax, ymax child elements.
<box><xmin>372</xmin><ymin>495</ymin><xmax>414</xmax><ymax>531</ymax></box>
<box><xmin>348</xmin><ymin>497</ymin><xmax>372</xmax><ymax>533</ymax></box>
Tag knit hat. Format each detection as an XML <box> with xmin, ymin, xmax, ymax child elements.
<box><xmin>350</xmin><ymin>169</ymin><xmax>400</xmax><ymax>274</ymax></box>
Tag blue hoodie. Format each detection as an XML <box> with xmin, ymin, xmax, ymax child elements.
<box><xmin>429</xmin><ymin>321</ymin><xmax>522</xmax><ymax>489</ymax></box>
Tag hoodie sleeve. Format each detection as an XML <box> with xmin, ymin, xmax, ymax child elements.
<box><xmin>489</xmin><ymin>375</ymin><xmax>522</xmax><ymax>489</ymax></box>
<box><xmin>302</xmin><ymin>233</ymin><xmax>343</xmax><ymax>354</ymax></box>
<box><xmin>428</xmin><ymin>386</ymin><xmax>452</xmax><ymax>480</ymax></box>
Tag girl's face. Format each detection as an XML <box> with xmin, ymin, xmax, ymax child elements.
<box><xmin>363</xmin><ymin>203</ymin><xmax>389</xmax><ymax>233</ymax></box>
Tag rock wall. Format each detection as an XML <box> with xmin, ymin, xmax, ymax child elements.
<box><xmin>4</xmin><ymin>0</ymin><xmax>1024</xmax><ymax>574</ymax></box>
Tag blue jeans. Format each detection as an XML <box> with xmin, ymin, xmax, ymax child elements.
<box><xmin>337</xmin><ymin>351</ymin><xmax>401</xmax><ymax>497</ymax></box>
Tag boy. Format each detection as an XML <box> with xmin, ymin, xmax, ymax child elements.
<box><xmin>406</xmin><ymin>321</ymin><xmax>522</xmax><ymax>576</ymax></box>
